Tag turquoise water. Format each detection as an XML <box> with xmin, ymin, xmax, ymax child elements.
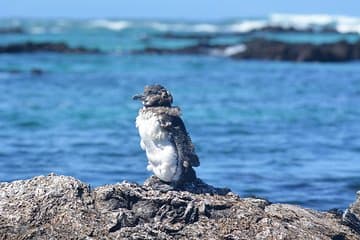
<box><xmin>1</xmin><ymin>18</ymin><xmax>360</xmax><ymax>210</ymax></box>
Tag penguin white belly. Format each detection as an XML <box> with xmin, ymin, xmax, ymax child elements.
<box><xmin>136</xmin><ymin>112</ymin><xmax>182</xmax><ymax>182</ymax></box>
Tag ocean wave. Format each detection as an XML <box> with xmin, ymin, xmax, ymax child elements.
<box><xmin>223</xmin><ymin>44</ymin><xmax>247</xmax><ymax>56</ymax></box>
<box><xmin>335</xmin><ymin>16</ymin><xmax>360</xmax><ymax>34</ymax></box>
<box><xmin>192</xmin><ymin>24</ymin><xmax>219</xmax><ymax>33</ymax></box>
<box><xmin>146</xmin><ymin>22</ymin><xmax>218</xmax><ymax>33</ymax></box>
<box><xmin>223</xmin><ymin>14</ymin><xmax>360</xmax><ymax>34</ymax></box>
<box><xmin>269</xmin><ymin>13</ymin><xmax>360</xmax><ymax>33</ymax></box>
<box><xmin>146</xmin><ymin>22</ymin><xmax>171</xmax><ymax>31</ymax></box>
<box><xmin>29</xmin><ymin>26</ymin><xmax>46</xmax><ymax>34</ymax></box>
<box><xmin>226</xmin><ymin>20</ymin><xmax>267</xmax><ymax>33</ymax></box>
<box><xmin>269</xmin><ymin>14</ymin><xmax>335</xmax><ymax>29</ymax></box>
<box><xmin>210</xmin><ymin>44</ymin><xmax>246</xmax><ymax>57</ymax></box>
<box><xmin>145</xmin><ymin>14</ymin><xmax>360</xmax><ymax>34</ymax></box>
<box><xmin>89</xmin><ymin>19</ymin><xmax>131</xmax><ymax>31</ymax></box>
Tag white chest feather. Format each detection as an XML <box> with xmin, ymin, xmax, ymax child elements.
<box><xmin>135</xmin><ymin>110</ymin><xmax>182</xmax><ymax>182</ymax></box>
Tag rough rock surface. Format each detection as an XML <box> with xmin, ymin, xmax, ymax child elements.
<box><xmin>0</xmin><ymin>174</ymin><xmax>359</xmax><ymax>240</ymax></box>
<box><xmin>0</xmin><ymin>41</ymin><xmax>101</xmax><ymax>54</ymax></box>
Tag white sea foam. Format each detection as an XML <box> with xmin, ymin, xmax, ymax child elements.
<box><xmin>147</xmin><ymin>22</ymin><xmax>171</xmax><ymax>31</ymax></box>
<box><xmin>335</xmin><ymin>16</ymin><xmax>360</xmax><ymax>34</ymax></box>
<box><xmin>29</xmin><ymin>26</ymin><xmax>46</xmax><ymax>34</ymax></box>
<box><xmin>147</xmin><ymin>22</ymin><xmax>218</xmax><ymax>33</ymax></box>
<box><xmin>269</xmin><ymin>14</ymin><xmax>334</xmax><ymax>29</ymax></box>
<box><xmin>89</xmin><ymin>19</ymin><xmax>131</xmax><ymax>31</ymax></box>
<box><xmin>147</xmin><ymin>22</ymin><xmax>190</xmax><ymax>32</ymax></box>
<box><xmin>210</xmin><ymin>44</ymin><xmax>246</xmax><ymax>57</ymax></box>
<box><xmin>222</xmin><ymin>14</ymin><xmax>360</xmax><ymax>34</ymax></box>
<box><xmin>223</xmin><ymin>44</ymin><xmax>246</xmax><ymax>56</ymax></box>
<box><xmin>192</xmin><ymin>24</ymin><xmax>219</xmax><ymax>33</ymax></box>
<box><xmin>227</xmin><ymin>20</ymin><xmax>267</xmax><ymax>33</ymax></box>
<box><xmin>269</xmin><ymin>13</ymin><xmax>360</xmax><ymax>33</ymax></box>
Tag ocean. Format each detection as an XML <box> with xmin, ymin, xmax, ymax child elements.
<box><xmin>0</xmin><ymin>14</ymin><xmax>360</xmax><ymax>210</ymax></box>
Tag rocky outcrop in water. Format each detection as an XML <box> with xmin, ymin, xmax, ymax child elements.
<box><xmin>0</xmin><ymin>174</ymin><xmax>360</xmax><ymax>239</ymax></box>
<box><xmin>134</xmin><ymin>39</ymin><xmax>360</xmax><ymax>62</ymax></box>
<box><xmin>133</xmin><ymin>42</ymin><xmax>224</xmax><ymax>55</ymax></box>
<box><xmin>154</xmin><ymin>27</ymin><xmax>339</xmax><ymax>40</ymax></box>
<box><xmin>0</xmin><ymin>27</ymin><xmax>24</xmax><ymax>34</ymax></box>
<box><xmin>232</xmin><ymin>39</ymin><xmax>360</xmax><ymax>62</ymax></box>
<box><xmin>0</xmin><ymin>41</ymin><xmax>101</xmax><ymax>54</ymax></box>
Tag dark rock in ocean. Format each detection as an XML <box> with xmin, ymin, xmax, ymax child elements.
<box><xmin>0</xmin><ymin>41</ymin><xmax>102</xmax><ymax>54</ymax></box>
<box><xmin>232</xmin><ymin>39</ymin><xmax>360</xmax><ymax>62</ymax></box>
<box><xmin>0</xmin><ymin>68</ymin><xmax>45</xmax><ymax>75</ymax></box>
<box><xmin>133</xmin><ymin>42</ymin><xmax>227</xmax><ymax>56</ymax></box>
<box><xmin>251</xmin><ymin>26</ymin><xmax>338</xmax><ymax>33</ymax></box>
<box><xmin>154</xmin><ymin>32</ymin><xmax>219</xmax><ymax>40</ymax></box>
<box><xmin>134</xmin><ymin>39</ymin><xmax>360</xmax><ymax>62</ymax></box>
<box><xmin>0</xmin><ymin>27</ymin><xmax>25</xmax><ymax>34</ymax></box>
<box><xmin>30</xmin><ymin>68</ymin><xmax>44</xmax><ymax>75</ymax></box>
<box><xmin>1</xmin><ymin>174</ymin><xmax>359</xmax><ymax>239</ymax></box>
<box><xmin>154</xmin><ymin>26</ymin><xmax>340</xmax><ymax>41</ymax></box>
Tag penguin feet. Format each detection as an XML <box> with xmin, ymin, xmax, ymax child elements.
<box><xmin>143</xmin><ymin>175</ymin><xmax>175</xmax><ymax>192</ymax></box>
<box><xmin>143</xmin><ymin>170</ymin><xmax>231</xmax><ymax>196</ymax></box>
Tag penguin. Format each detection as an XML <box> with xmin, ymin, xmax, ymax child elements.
<box><xmin>133</xmin><ymin>85</ymin><xmax>199</xmax><ymax>184</ymax></box>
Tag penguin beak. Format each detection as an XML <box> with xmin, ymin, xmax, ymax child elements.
<box><xmin>132</xmin><ymin>94</ymin><xmax>145</xmax><ymax>101</ymax></box>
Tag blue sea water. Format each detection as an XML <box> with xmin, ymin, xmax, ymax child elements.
<box><xmin>1</xmin><ymin>17</ymin><xmax>360</xmax><ymax>210</ymax></box>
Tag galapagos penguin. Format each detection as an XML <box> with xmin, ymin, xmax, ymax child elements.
<box><xmin>133</xmin><ymin>85</ymin><xmax>199</xmax><ymax>184</ymax></box>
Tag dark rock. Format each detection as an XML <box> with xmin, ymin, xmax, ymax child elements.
<box><xmin>154</xmin><ymin>26</ymin><xmax>340</xmax><ymax>41</ymax></box>
<box><xmin>0</xmin><ymin>27</ymin><xmax>25</xmax><ymax>34</ymax></box>
<box><xmin>154</xmin><ymin>32</ymin><xmax>218</xmax><ymax>40</ymax></box>
<box><xmin>0</xmin><ymin>174</ymin><xmax>359</xmax><ymax>239</ymax></box>
<box><xmin>232</xmin><ymin>39</ymin><xmax>360</xmax><ymax>62</ymax></box>
<box><xmin>132</xmin><ymin>42</ymin><xmax>224</xmax><ymax>55</ymax></box>
<box><xmin>251</xmin><ymin>26</ymin><xmax>338</xmax><ymax>33</ymax></box>
<box><xmin>0</xmin><ymin>68</ymin><xmax>45</xmax><ymax>75</ymax></box>
<box><xmin>134</xmin><ymin>38</ymin><xmax>360</xmax><ymax>62</ymax></box>
<box><xmin>0</xmin><ymin>41</ymin><xmax>102</xmax><ymax>54</ymax></box>
<box><xmin>30</xmin><ymin>68</ymin><xmax>44</xmax><ymax>75</ymax></box>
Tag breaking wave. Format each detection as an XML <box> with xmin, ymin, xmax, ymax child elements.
<box><xmin>89</xmin><ymin>19</ymin><xmax>131</xmax><ymax>31</ymax></box>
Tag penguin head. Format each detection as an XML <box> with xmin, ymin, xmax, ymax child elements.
<box><xmin>133</xmin><ymin>85</ymin><xmax>173</xmax><ymax>107</ymax></box>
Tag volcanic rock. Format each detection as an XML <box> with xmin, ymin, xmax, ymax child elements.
<box><xmin>0</xmin><ymin>174</ymin><xmax>359</xmax><ymax>239</ymax></box>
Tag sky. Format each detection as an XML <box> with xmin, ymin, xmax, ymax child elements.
<box><xmin>1</xmin><ymin>0</ymin><xmax>360</xmax><ymax>20</ymax></box>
